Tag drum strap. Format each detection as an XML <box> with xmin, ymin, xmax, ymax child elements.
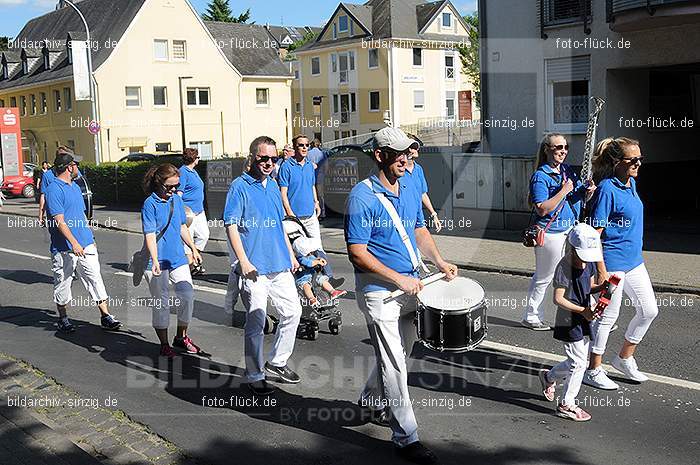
<box><xmin>362</xmin><ymin>179</ymin><xmax>428</xmax><ymax>273</ymax></box>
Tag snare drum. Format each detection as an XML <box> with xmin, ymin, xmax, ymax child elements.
<box><xmin>416</xmin><ymin>276</ymin><xmax>487</xmax><ymax>353</ymax></box>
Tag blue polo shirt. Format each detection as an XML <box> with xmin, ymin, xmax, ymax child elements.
<box><xmin>42</xmin><ymin>168</ymin><xmax>83</xmax><ymax>194</ymax></box>
<box><xmin>345</xmin><ymin>174</ymin><xmax>425</xmax><ymax>293</ymax></box>
<box><xmin>223</xmin><ymin>173</ymin><xmax>291</xmax><ymax>275</ymax></box>
<box><xmin>178</xmin><ymin>165</ymin><xmax>205</xmax><ymax>214</ymax></box>
<box><xmin>590</xmin><ymin>177</ymin><xmax>644</xmax><ymax>273</ymax></box>
<box><xmin>45</xmin><ymin>177</ymin><xmax>94</xmax><ymax>254</ymax></box>
<box><xmin>277</xmin><ymin>157</ymin><xmax>316</xmax><ymax>217</ymax></box>
<box><xmin>530</xmin><ymin>164</ymin><xmax>585</xmax><ymax>233</ymax></box>
<box><xmin>307</xmin><ymin>147</ymin><xmax>327</xmax><ymax>183</ymax></box>
<box><xmin>405</xmin><ymin>161</ymin><xmax>428</xmax><ymax>196</ymax></box>
<box><xmin>141</xmin><ymin>193</ymin><xmax>188</xmax><ymax>271</ymax></box>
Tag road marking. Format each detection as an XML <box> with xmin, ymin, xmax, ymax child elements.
<box><xmin>0</xmin><ymin>247</ymin><xmax>50</xmax><ymax>261</ymax></box>
<box><xmin>481</xmin><ymin>340</ymin><xmax>700</xmax><ymax>392</ymax></box>
<box><xmin>114</xmin><ymin>271</ymin><xmax>227</xmax><ymax>295</ymax></box>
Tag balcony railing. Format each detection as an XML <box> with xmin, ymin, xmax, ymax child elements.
<box><xmin>607</xmin><ymin>0</ymin><xmax>698</xmax><ymax>22</ymax></box>
<box><xmin>539</xmin><ymin>0</ymin><xmax>593</xmax><ymax>38</ymax></box>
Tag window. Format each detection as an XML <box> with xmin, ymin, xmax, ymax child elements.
<box><xmin>334</xmin><ymin>131</ymin><xmax>340</xmax><ymax>140</ymax></box>
<box><xmin>332</xmin><ymin>94</ymin><xmax>339</xmax><ymax>113</ymax></box>
<box><xmin>413</xmin><ymin>48</ymin><xmax>423</xmax><ymax>67</ymax></box>
<box><xmin>125</xmin><ymin>87</ymin><xmax>141</xmax><ymax>107</ymax></box>
<box><xmin>546</xmin><ymin>56</ymin><xmax>590</xmax><ymax>130</ymax></box>
<box><xmin>414</xmin><ymin>90</ymin><xmax>425</xmax><ymax>110</ymax></box>
<box><xmin>256</xmin><ymin>88</ymin><xmax>269</xmax><ymax>106</ymax></box>
<box><xmin>312</xmin><ymin>96</ymin><xmax>321</xmax><ymax>116</ymax></box>
<box><xmin>10</xmin><ymin>96</ymin><xmax>16</xmax><ymax>107</ymax></box>
<box><xmin>22</xmin><ymin>59</ymin><xmax>28</xmax><ymax>75</ymax></box>
<box><xmin>20</xmin><ymin>96</ymin><xmax>26</xmax><ymax>116</ymax></box>
<box><xmin>294</xmin><ymin>68</ymin><xmax>299</xmax><ymax>79</ymax></box>
<box><xmin>2</xmin><ymin>63</ymin><xmax>8</xmax><ymax>79</ymax></box>
<box><xmin>40</xmin><ymin>92</ymin><xmax>47</xmax><ymax>114</ymax></box>
<box><xmin>338</xmin><ymin>15</ymin><xmax>349</xmax><ymax>32</ymax></box>
<box><xmin>368</xmin><ymin>48</ymin><xmax>379</xmax><ymax>69</ymax></box>
<box><xmin>188</xmin><ymin>141</ymin><xmax>213</xmax><ymax>160</ymax></box>
<box><xmin>542</xmin><ymin>0</ymin><xmax>591</xmax><ymax>25</ymax></box>
<box><xmin>155</xmin><ymin>142</ymin><xmax>171</xmax><ymax>152</ymax></box>
<box><xmin>369</xmin><ymin>91</ymin><xmax>380</xmax><ymax>112</ymax></box>
<box><xmin>186</xmin><ymin>87</ymin><xmax>210</xmax><ymax>106</ymax></box>
<box><xmin>311</xmin><ymin>57</ymin><xmax>320</xmax><ymax>75</ymax></box>
<box><xmin>332</xmin><ymin>23</ymin><xmax>337</xmax><ymax>39</ymax></box>
<box><xmin>153</xmin><ymin>86</ymin><xmax>167</xmax><ymax>107</ymax></box>
<box><xmin>339</xmin><ymin>93</ymin><xmax>356</xmax><ymax>123</ymax></box>
<box><xmin>295</xmin><ymin>102</ymin><xmax>301</xmax><ymax>113</ymax></box>
<box><xmin>445</xmin><ymin>55</ymin><xmax>455</xmax><ymax>79</ymax></box>
<box><xmin>442</xmin><ymin>12</ymin><xmax>452</xmax><ymax>28</ymax></box>
<box><xmin>67</xmin><ymin>45</ymin><xmax>72</xmax><ymax>64</ymax></box>
<box><xmin>53</xmin><ymin>90</ymin><xmax>61</xmax><ymax>112</ymax></box>
<box><xmin>446</xmin><ymin>91</ymin><xmax>455</xmax><ymax>118</ymax></box>
<box><xmin>63</xmin><ymin>87</ymin><xmax>72</xmax><ymax>112</ymax></box>
<box><xmin>172</xmin><ymin>40</ymin><xmax>187</xmax><ymax>60</ymax></box>
<box><xmin>43</xmin><ymin>53</ymin><xmax>50</xmax><ymax>70</ymax></box>
<box><xmin>153</xmin><ymin>39</ymin><xmax>168</xmax><ymax>61</ymax></box>
<box><xmin>30</xmin><ymin>94</ymin><xmax>36</xmax><ymax>115</ymax></box>
<box><xmin>338</xmin><ymin>51</ymin><xmax>354</xmax><ymax>84</ymax></box>
<box><xmin>350</xmin><ymin>21</ymin><xmax>354</xmax><ymax>36</ymax></box>
<box><xmin>331</xmin><ymin>53</ymin><xmax>337</xmax><ymax>73</ymax></box>
<box><xmin>349</xmin><ymin>51</ymin><xmax>355</xmax><ymax>70</ymax></box>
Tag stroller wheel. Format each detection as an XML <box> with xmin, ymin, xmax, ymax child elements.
<box><xmin>308</xmin><ymin>327</ymin><xmax>319</xmax><ymax>340</ymax></box>
<box><xmin>329</xmin><ymin>318</ymin><xmax>342</xmax><ymax>335</ymax></box>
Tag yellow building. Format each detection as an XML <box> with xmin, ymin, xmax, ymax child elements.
<box><xmin>0</xmin><ymin>0</ymin><xmax>292</xmax><ymax>163</ymax></box>
<box><xmin>290</xmin><ymin>0</ymin><xmax>478</xmax><ymax>143</ymax></box>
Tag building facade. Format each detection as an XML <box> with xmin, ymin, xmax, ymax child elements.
<box><xmin>0</xmin><ymin>0</ymin><xmax>292</xmax><ymax>164</ymax></box>
<box><xmin>290</xmin><ymin>0</ymin><xmax>478</xmax><ymax>143</ymax></box>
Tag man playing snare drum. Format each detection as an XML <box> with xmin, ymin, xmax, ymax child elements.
<box><xmin>344</xmin><ymin>127</ymin><xmax>457</xmax><ymax>465</ymax></box>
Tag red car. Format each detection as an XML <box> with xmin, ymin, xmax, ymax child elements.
<box><xmin>1</xmin><ymin>175</ymin><xmax>36</xmax><ymax>198</ymax></box>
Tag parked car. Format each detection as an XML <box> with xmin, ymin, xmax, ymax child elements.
<box><xmin>1</xmin><ymin>175</ymin><xmax>35</xmax><ymax>198</ymax></box>
<box><xmin>22</xmin><ymin>163</ymin><xmax>37</xmax><ymax>176</ymax></box>
<box><xmin>117</xmin><ymin>153</ymin><xmax>158</xmax><ymax>163</ymax></box>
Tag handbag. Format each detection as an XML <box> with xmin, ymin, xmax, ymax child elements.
<box><xmin>129</xmin><ymin>200</ymin><xmax>174</xmax><ymax>286</ymax></box>
<box><xmin>522</xmin><ymin>170</ymin><xmax>569</xmax><ymax>248</ymax></box>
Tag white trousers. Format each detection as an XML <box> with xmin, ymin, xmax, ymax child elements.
<box><xmin>144</xmin><ymin>264</ymin><xmax>194</xmax><ymax>330</ymax></box>
<box><xmin>358</xmin><ymin>290</ymin><xmax>419</xmax><ymax>447</ymax></box>
<box><xmin>52</xmin><ymin>244</ymin><xmax>108</xmax><ymax>306</ymax></box>
<box><xmin>299</xmin><ymin>214</ymin><xmax>322</xmax><ymax>243</ymax></box>
<box><xmin>590</xmin><ymin>263</ymin><xmax>658</xmax><ymax>354</ymax></box>
<box><xmin>241</xmin><ymin>271</ymin><xmax>302</xmax><ymax>382</ymax></box>
<box><xmin>224</xmin><ymin>240</ymin><xmax>240</xmax><ymax>314</ymax></box>
<box><xmin>184</xmin><ymin>211</ymin><xmax>210</xmax><ymax>253</ymax></box>
<box><xmin>548</xmin><ymin>337</ymin><xmax>590</xmax><ymax>407</ymax></box>
<box><xmin>523</xmin><ymin>230</ymin><xmax>569</xmax><ymax>324</ymax></box>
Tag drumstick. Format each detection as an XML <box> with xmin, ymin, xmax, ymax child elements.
<box><xmin>383</xmin><ymin>272</ymin><xmax>447</xmax><ymax>304</ymax></box>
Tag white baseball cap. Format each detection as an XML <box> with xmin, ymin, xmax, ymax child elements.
<box><xmin>568</xmin><ymin>223</ymin><xmax>604</xmax><ymax>262</ymax></box>
<box><xmin>372</xmin><ymin>127</ymin><xmax>420</xmax><ymax>151</ymax></box>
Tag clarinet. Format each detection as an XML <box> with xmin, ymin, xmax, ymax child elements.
<box><xmin>579</xmin><ymin>96</ymin><xmax>605</xmax><ymax>221</ymax></box>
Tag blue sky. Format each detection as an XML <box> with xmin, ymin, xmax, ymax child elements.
<box><xmin>0</xmin><ymin>0</ymin><xmax>477</xmax><ymax>38</ymax></box>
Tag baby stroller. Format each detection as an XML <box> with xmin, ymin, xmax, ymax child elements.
<box><xmin>268</xmin><ymin>216</ymin><xmax>343</xmax><ymax>340</ymax></box>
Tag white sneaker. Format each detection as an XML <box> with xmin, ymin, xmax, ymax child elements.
<box><xmin>583</xmin><ymin>368</ymin><xmax>619</xmax><ymax>390</ymax></box>
<box><xmin>612</xmin><ymin>355</ymin><xmax>649</xmax><ymax>382</ymax></box>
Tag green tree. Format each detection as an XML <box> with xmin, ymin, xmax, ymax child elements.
<box><xmin>458</xmin><ymin>12</ymin><xmax>480</xmax><ymax>107</ymax></box>
<box><xmin>288</xmin><ymin>31</ymin><xmax>317</xmax><ymax>53</ymax></box>
<box><xmin>0</xmin><ymin>36</ymin><xmax>10</xmax><ymax>51</ymax></box>
<box><xmin>201</xmin><ymin>0</ymin><xmax>252</xmax><ymax>23</ymax></box>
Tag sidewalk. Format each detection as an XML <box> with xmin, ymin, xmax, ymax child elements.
<box><xmin>1</xmin><ymin>199</ymin><xmax>698</xmax><ymax>294</ymax></box>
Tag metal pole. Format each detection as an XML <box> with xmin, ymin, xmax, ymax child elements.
<box><xmin>64</xmin><ymin>0</ymin><xmax>101</xmax><ymax>165</ymax></box>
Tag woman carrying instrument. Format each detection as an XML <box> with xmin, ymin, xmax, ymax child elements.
<box><xmin>522</xmin><ymin>134</ymin><xmax>596</xmax><ymax>330</ymax></box>
<box><xmin>141</xmin><ymin>163</ymin><xmax>205</xmax><ymax>358</ymax></box>
<box><xmin>583</xmin><ymin>137</ymin><xmax>658</xmax><ymax>390</ymax></box>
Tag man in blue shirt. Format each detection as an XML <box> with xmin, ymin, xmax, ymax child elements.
<box><xmin>306</xmin><ymin>139</ymin><xmax>327</xmax><ymax>218</ymax></box>
<box><xmin>344</xmin><ymin>127</ymin><xmax>457</xmax><ymax>465</ymax></box>
<box><xmin>224</xmin><ymin>136</ymin><xmax>302</xmax><ymax>397</ymax></box>
<box><xmin>44</xmin><ymin>151</ymin><xmax>120</xmax><ymax>333</ymax></box>
<box><xmin>39</xmin><ymin>146</ymin><xmax>83</xmax><ymax>226</ymax></box>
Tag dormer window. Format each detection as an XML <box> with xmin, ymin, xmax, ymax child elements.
<box><xmin>442</xmin><ymin>12</ymin><xmax>452</xmax><ymax>28</ymax></box>
<box><xmin>333</xmin><ymin>23</ymin><xmax>337</xmax><ymax>39</ymax></box>
<box><xmin>1</xmin><ymin>63</ymin><xmax>8</xmax><ymax>80</ymax></box>
<box><xmin>338</xmin><ymin>15</ymin><xmax>349</xmax><ymax>33</ymax></box>
<box><xmin>43</xmin><ymin>52</ymin><xmax>50</xmax><ymax>70</ymax></box>
<box><xmin>67</xmin><ymin>44</ymin><xmax>73</xmax><ymax>64</ymax></box>
<box><xmin>21</xmin><ymin>58</ymin><xmax>28</xmax><ymax>74</ymax></box>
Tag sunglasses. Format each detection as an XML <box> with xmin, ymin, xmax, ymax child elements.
<box><xmin>621</xmin><ymin>156</ymin><xmax>643</xmax><ymax>164</ymax></box>
<box><xmin>256</xmin><ymin>156</ymin><xmax>279</xmax><ymax>164</ymax></box>
<box><xmin>296</xmin><ymin>143</ymin><xmax>310</xmax><ymax>148</ymax></box>
<box><xmin>163</xmin><ymin>183</ymin><xmax>180</xmax><ymax>190</ymax></box>
<box><xmin>549</xmin><ymin>144</ymin><xmax>569</xmax><ymax>151</ymax></box>
<box><xmin>383</xmin><ymin>148</ymin><xmax>410</xmax><ymax>160</ymax></box>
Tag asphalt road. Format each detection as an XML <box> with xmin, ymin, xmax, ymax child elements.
<box><xmin>0</xmin><ymin>214</ymin><xmax>698</xmax><ymax>465</ymax></box>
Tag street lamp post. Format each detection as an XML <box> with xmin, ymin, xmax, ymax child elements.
<box><xmin>64</xmin><ymin>0</ymin><xmax>101</xmax><ymax>165</ymax></box>
<box><xmin>178</xmin><ymin>76</ymin><xmax>192</xmax><ymax>152</ymax></box>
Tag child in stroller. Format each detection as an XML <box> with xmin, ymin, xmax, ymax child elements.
<box><xmin>283</xmin><ymin>216</ymin><xmax>346</xmax><ymax>339</ymax></box>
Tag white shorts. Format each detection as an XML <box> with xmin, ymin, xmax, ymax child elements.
<box><xmin>52</xmin><ymin>243</ymin><xmax>108</xmax><ymax>306</ymax></box>
<box><xmin>184</xmin><ymin>210</ymin><xmax>210</xmax><ymax>253</ymax></box>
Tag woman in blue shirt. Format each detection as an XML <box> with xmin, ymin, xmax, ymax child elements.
<box><xmin>583</xmin><ymin>137</ymin><xmax>658</xmax><ymax>390</ymax></box>
<box><xmin>522</xmin><ymin>133</ymin><xmax>595</xmax><ymax>330</ymax></box>
<box><xmin>178</xmin><ymin>148</ymin><xmax>209</xmax><ymax>275</ymax></box>
<box><xmin>141</xmin><ymin>163</ymin><xmax>205</xmax><ymax>358</ymax></box>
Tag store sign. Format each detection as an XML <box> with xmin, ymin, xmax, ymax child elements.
<box><xmin>0</xmin><ymin>107</ymin><xmax>23</xmax><ymax>178</ymax></box>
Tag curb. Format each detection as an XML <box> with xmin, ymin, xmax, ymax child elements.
<box><xmin>2</xmin><ymin>209</ymin><xmax>699</xmax><ymax>296</ymax></box>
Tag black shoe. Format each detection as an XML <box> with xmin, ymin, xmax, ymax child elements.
<box><xmin>328</xmin><ymin>277</ymin><xmax>345</xmax><ymax>288</ymax></box>
<box><xmin>357</xmin><ymin>400</ymin><xmax>391</xmax><ymax>427</ymax></box>
<box><xmin>264</xmin><ymin>363</ymin><xmax>300</xmax><ymax>384</ymax></box>
<box><xmin>248</xmin><ymin>379</ymin><xmax>276</xmax><ymax>396</ymax></box>
<box><xmin>395</xmin><ymin>442</ymin><xmax>441</xmax><ymax>465</ymax></box>
<box><xmin>100</xmin><ymin>314</ymin><xmax>121</xmax><ymax>331</ymax></box>
<box><xmin>57</xmin><ymin>318</ymin><xmax>75</xmax><ymax>333</ymax></box>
